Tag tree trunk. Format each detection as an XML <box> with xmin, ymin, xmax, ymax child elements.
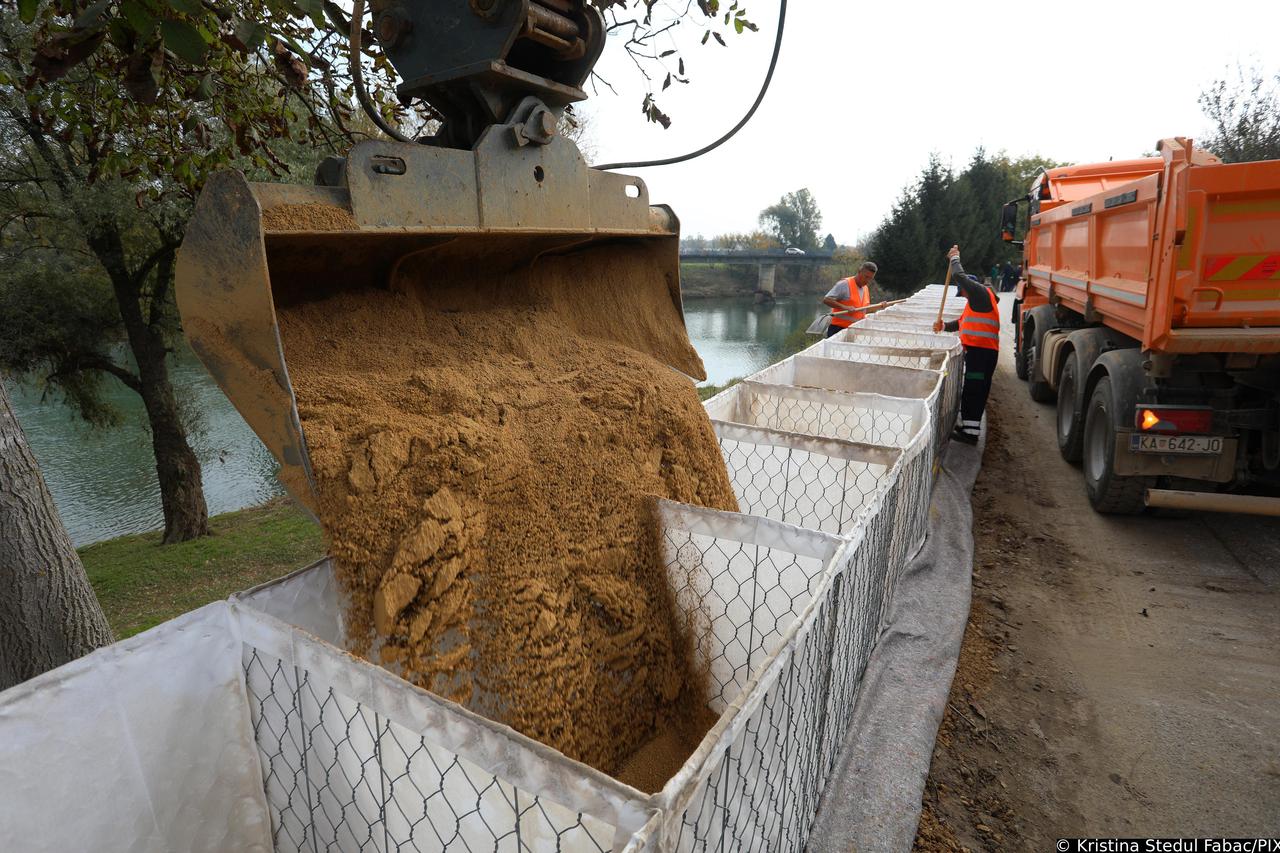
<box><xmin>0</xmin><ymin>380</ymin><xmax>114</xmax><ymax>691</ymax></box>
<box><xmin>89</xmin><ymin>229</ymin><xmax>210</xmax><ymax>544</ymax></box>
<box><xmin>133</xmin><ymin>322</ymin><xmax>210</xmax><ymax>544</ymax></box>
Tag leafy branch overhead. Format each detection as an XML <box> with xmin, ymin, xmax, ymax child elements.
<box><xmin>10</xmin><ymin>0</ymin><xmax>759</xmax><ymax>189</ymax></box>
<box><xmin>592</xmin><ymin>0</ymin><xmax>758</xmax><ymax>129</ymax></box>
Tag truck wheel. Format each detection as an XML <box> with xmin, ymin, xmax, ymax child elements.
<box><xmin>1056</xmin><ymin>354</ymin><xmax>1084</xmax><ymax>463</ymax></box>
<box><xmin>1083</xmin><ymin>375</ymin><xmax>1150</xmax><ymax>514</ymax></box>
<box><xmin>1027</xmin><ymin>342</ymin><xmax>1056</xmax><ymax>403</ymax></box>
<box><xmin>1014</xmin><ymin>307</ymin><xmax>1029</xmax><ymax>380</ymax></box>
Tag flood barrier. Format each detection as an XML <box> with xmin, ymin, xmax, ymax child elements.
<box><xmin>1</xmin><ymin>285</ymin><xmax>967</xmax><ymax>852</ymax></box>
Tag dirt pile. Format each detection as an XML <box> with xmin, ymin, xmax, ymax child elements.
<box><xmin>261</xmin><ymin>202</ymin><xmax>358</xmax><ymax>232</ymax></box>
<box><xmin>277</xmin><ymin>267</ymin><xmax>738</xmax><ymax>787</ymax></box>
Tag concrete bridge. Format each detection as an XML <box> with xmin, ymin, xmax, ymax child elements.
<box><xmin>678</xmin><ymin>249</ymin><xmax>837</xmax><ymax>300</ymax></box>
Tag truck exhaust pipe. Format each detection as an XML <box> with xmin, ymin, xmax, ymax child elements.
<box><xmin>1144</xmin><ymin>488</ymin><xmax>1280</xmax><ymax>518</ymax></box>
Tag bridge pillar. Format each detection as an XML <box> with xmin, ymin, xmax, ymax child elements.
<box><xmin>755</xmin><ymin>262</ymin><xmax>777</xmax><ymax>304</ymax></box>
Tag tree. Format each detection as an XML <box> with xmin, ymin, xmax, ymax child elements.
<box><xmin>823</xmin><ymin>233</ymin><xmax>837</xmax><ymax>252</ymax></box>
<box><xmin>867</xmin><ymin>150</ymin><xmax>1060</xmax><ymax>294</ymax></box>
<box><xmin>0</xmin><ymin>4</ymin><xmax>346</xmax><ymax>543</ymax></box>
<box><xmin>759</xmin><ymin>188</ymin><xmax>823</xmax><ymax>250</ymax></box>
<box><xmin>1199</xmin><ymin>65</ymin><xmax>1280</xmax><ymax>163</ymax></box>
<box><xmin>1</xmin><ymin>378</ymin><xmax>113</xmax><ymax>690</ymax></box>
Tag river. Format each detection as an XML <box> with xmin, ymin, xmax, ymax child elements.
<box><xmin>8</xmin><ymin>295</ymin><xmax>821</xmax><ymax>546</ymax></box>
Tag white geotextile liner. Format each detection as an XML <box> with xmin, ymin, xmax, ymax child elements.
<box><xmin>0</xmin><ymin>604</ymin><xmax>273</xmax><ymax>853</ymax></box>
<box><xmin>751</xmin><ymin>354</ymin><xmax>943</xmax><ymax>402</ymax></box>
<box><xmin>856</xmin><ymin>319</ymin><xmax>946</xmax><ymax>333</ymax></box>
<box><xmin>713</xmin><ymin>420</ymin><xmax>900</xmax><ymax>536</ymax></box>
<box><xmin>834</xmin><ymin>327</ymin><xmax>959</xmax><ymax>352</ymax></box>
<box><xmin>654</xmin><ymin>500</ymin><xmax>844</xmax><ymax>715</ymax></box>
<box><xmin>705</xmin><ymin>380</ymin><xmax>931</xmax><ymax>451</ymax></box>
<box><xmin>233</xmin><ymin>600</ymin><xmax>646</xmax><ymax>851</ymax></box>
<box><xmin>640</xmin><ymin>455</ymin><xmax>923</xmax><ymax>851</ymax></box>
<box><xmin>811</xmin><ymin>341</ymin><xmax>948</xmax><ymax>372</ymax></box>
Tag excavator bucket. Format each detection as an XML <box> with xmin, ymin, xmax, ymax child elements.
<box><xmin>175</xmin><ymin>134</ymin><xmax>703</xmax><ymax>515</ymax></box>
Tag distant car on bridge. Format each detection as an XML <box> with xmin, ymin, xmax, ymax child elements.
<box><xmin>785</xmin><ymin>247</ymin><xmax>805</xmax><ymax>255</ymax></box>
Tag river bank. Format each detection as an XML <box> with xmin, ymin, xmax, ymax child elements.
<box><xmin>681</xmin><ymin>261</ymin><xmax>838</xmax><ymax>299</ymax></box>
<box><xmin>81</xmin><ymin>498</ymin><xmax>323</xmax><ymax>638</ymax></box>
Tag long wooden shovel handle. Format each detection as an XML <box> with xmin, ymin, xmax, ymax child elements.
<box><xmin>828</xmin><ymin>297</ymin><xmax>909</xmax><ymax>318</ymax></box>
<box><xmin>935</xmin><ymin>258</ymin><xmax>955</xmax><ymax>327</ymax></box>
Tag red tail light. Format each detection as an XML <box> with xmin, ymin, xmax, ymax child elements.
<box><xmin>1135</xmin><ymin>406</ymin><xmax>1213</xmax><ymax>434</ymax></box>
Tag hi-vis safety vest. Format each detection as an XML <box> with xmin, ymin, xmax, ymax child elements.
<box><xmin>958</xmin><ymin>287</ymin><xmax>1001</xmax><ymax>349</ymax></box>
<box><xmin>830</xmin><ymin>279</ymin><xmax>870</xmax><ymax>328</ymax></box>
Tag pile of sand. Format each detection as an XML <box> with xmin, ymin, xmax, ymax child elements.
<box><xmin>277</xmin><ymin>260</ymin><xmax>737</xmax><ymax>789</ymax></box>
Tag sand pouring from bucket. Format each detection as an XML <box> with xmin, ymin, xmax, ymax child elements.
<box><xmin>174</xmin><ymin>1</ymin><xmax>704</xmax><ymax>514</ymax></box>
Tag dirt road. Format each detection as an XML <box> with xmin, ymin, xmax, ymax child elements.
<box><xmin>916</xmin><ymin>295</ymin><xmax>1280</xmax><ymax>849</ymax></box>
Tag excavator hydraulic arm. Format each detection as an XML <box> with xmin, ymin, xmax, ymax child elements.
<box><xmin>174</xmin><ymin>0</ymin><xmax>703</xmax><ymax>515</ymax></box>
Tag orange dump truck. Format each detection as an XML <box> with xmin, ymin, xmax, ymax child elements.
<box><xmin>1003</xmin><ymin>137</ymin><xmax>1280</xmax><ymax>516</ymax></box>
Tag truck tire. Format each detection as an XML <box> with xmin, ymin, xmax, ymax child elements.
<box><xmin>1082</xmin><ymin>375</ymin><xmax>1150</xmax><ymax>514</ymax></box>
<box><xmin>1056</xmin><ymin>353</ymin><xmax>1084</xmax><ymax>463</ymax></box>
<box><xmin>1027</xmin><ymin>341</ymin><xmax>1056</xmax><ymax>403</ymax></box>
<box><xmin>1014</xmin><ymin>305</ymin><xmax>1029</xmax><ymax>380</ymax></box>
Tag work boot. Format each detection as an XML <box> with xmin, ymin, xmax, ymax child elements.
<box><xmin>951</xmin><ymin>426</ymin><xmax>979</xmax><ymax>445</ymax></box>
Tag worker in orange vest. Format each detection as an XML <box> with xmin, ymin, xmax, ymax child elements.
<box><xmin>821</xmin><ymin>261</ymin><xmax>879</xmax><ymax>338</ymax></box>
<box><xmin>934</xmin><ymin>245</ymin><xmax>1000</xmax><ymax>445</ymax></box>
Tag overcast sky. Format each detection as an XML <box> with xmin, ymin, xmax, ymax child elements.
<box><xmin>580</xmin><ymin>0</ymin><xmax>1278</xmax><ymax>247</ymax></box>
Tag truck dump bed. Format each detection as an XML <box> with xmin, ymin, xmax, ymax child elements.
<box><xmin>1024</xmin><ymin>138</ymin><xmax>1280</xmax><ymax>353</ymax></box>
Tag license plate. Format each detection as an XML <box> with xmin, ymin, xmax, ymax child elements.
<box><xmin>1130</xmin><ymin>434</ymin><xmax>1224</xmax><ymax>455</ymax></box>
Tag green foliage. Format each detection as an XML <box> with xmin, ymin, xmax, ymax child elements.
<box><xmin>8</xmin><ymin>1</ymin><xmax>373</xmax><ymax>197</ymax></box>
<box><xmin>866</xmin><ymin>150</ymin><xmax>1060</xmax><ymax>294</ymax></box>
<box><xmin>711</xmin><ymin>230</ymin><xmax>780</xmax><ymax>250</ymax></box>
<box><xmin>1199</xmin><ymin>65</ymin><xmax>1280</xmax><ymax>164</ymax></box>
<box><xmin>0</xmin><ymin>213</ymin><xmax>123</xmax><ymax>425</ymax></box>
<box><xmin>697</xmin><ymin>377</ymin><xmax>741</xmax><ymax>401</ymax></box>
<box><xmin>80</xmin><ymin>498</ymin><xmax>323</xmax><ymax>637</ymax></box>
<box><xmin>759</xmin><ymin>188</ymin><xmax>823</xmax><ymax>250</ymax></box>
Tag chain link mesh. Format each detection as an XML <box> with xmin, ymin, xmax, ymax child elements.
<box><xmin>243</xmin><ymin>649</ymin><xmax>615</xmax><ymax>853</ymax></box>
<box><xmin>667</xmin><ymin>471</ymin><xmax>908</xmax><ymax>852</ymax></box>
<box><xmin>715</xmin><ymin>433</ymin><xmax>890</xmax><ymax>536</ymax></box>
<box><xmin>236</xmin><ymin>297</ymin><xmax>957</xmax><ymax>853</ymax></box>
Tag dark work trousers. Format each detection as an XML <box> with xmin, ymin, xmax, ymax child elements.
<box><xmin>825</xmin><ymin>323</ymin><xmax>848</xmax><ymax>339</ymax></box>
<box><xmin>958</xmin><ymin>345</ymin><xmax>999</xmax><ymax>437</ymax></box>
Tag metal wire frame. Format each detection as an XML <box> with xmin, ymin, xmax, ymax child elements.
<box><xmin>715</xmin><ymin>433</ymin><xmax>892</xmax><ymax>537</ymax></box>
<box><xmin>667</xmin><ymin>481</ymin><xmax>903</xmax><ymax>852</ymax></box>
<box><xmin>817</xmin><ymin>334</ymin><xmax>964</xmax><ymax>454</ymax></box>
<box><xmin>243</xmin><ymin>649</ymin><xmax>615</xmax><ymax>853</ymax></box>
<box><xmin>732</xmin><ymin>386</ymin><xmax>922</xmax><ymax>450</ymax></box>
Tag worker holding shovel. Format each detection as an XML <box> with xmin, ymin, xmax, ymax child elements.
<box><xmin>821</xmin><ymin>261</ymin><xmax>882</xmax><ymax>338</ymax></box>
<box><xmin>934</xmin><ymin>245</ymin><xmax>1000</xmax><ymax>445</ymax></box>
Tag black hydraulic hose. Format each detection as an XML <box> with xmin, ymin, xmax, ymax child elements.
<box><xmin>593</xmin><ymin>0</ymin><xmax>787</xmax><ymax>171</ymax></box>
<box><xmin>350</xmin><ymin>0</ymin><xmax>416</xmax><ymax>144</ymax></box>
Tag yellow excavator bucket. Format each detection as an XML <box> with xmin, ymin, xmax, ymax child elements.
<box><xmin>175</xmin><ymin>134</ymin><xmax>703</xmax><ymax>514</ymax></box>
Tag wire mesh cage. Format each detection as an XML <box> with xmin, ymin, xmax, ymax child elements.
<box><xmin>810</xmin><ymin>341</ymin><xmax>947</xmax><ymax>372</ymax></box>
<box><xmin>0</xmin><ymin>288</ymin><xmax>965</xmax><ymax>853</ymax></box>
<box><xmin>819</xmin><ymin>331</ymin><xmax>964</xmax><ymax>445</ymax></box>
<box><xmin>706</xmin><ymin>380</ymin><xmax>930</xmax><ymax>451</ymax></box>
<box><xmin>713</xmin><ymin>421</ymin><xmax>900</xmax><ymax>537</ymax></box>
<box><xmin>650</xmin><ymin>474</ymin><xmax>908</xmax><ymax>853</ymax></box>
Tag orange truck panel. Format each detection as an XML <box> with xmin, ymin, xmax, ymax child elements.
<box><xmin>1021</xmin><ymin>138</ymin><xmax>1280</xmax><ymax>354</ymax></box>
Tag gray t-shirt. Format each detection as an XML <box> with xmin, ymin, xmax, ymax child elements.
<box><xmin>826</xmin><ymin>279</ymin><xmax>853</xmax><ymax>301</ymax></box>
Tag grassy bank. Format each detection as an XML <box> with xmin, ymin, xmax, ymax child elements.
<box><xmin>80</xmin><ymin>498</ymin><xmax>324</xmax><ymax>638</ymax></box>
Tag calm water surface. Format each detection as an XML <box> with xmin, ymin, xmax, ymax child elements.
<box><xmin>8</xmin><ymin>347</ymin><xmax>284</xmax><ymax>547</ymax></box>
<box><xmin>10</xmin><ymin>296</ymin><xmax>821</xmax><ymax>545</ymax></box>
<box><xmin>684</xmin><ymin>296</ymin><xmax>821</xmax><ymax>386</ymax></box>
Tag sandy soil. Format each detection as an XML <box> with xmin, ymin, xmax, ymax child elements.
<box><xmin>916</xmin><ymin>296</ymin><xmax>1280</xmax><ymax>850</ymax></box>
